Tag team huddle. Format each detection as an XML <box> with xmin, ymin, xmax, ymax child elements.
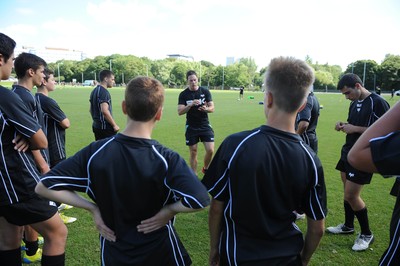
<box><xmin>1</xmin><ymin>32</ymin><xmax>399</xmax><ymax>266</ymax></box>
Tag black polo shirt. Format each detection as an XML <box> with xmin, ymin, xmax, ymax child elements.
<box><xmin>370</xmin><ymin>131</ymin><xmax>400</xmax><ymax>266</ymax></box>
<box><xmin>178</xmin><ymin>87</ymin><xmax>212</xmax><ymax>128</ymax></box>
<box><xmin>89</xmin><ymin>85</ymin><xmax>113</xmax><ymax>130</ymax></box>
<box><xmin>340</xmin><ymin>93</ymin><xmax>389</xmax><ymax>161</ymax></box>
<box><xmin>42</xmin><ymin>134</ymin><xmax>210</xmax><ymax>265</ymax></box>
<box><xmin>202</xmin><ymin>125</ymin><xmax>327</xmax><ymax>264</ymax></box>
<box><xmin>0</xmin><ymin>86</ymin><xmax>42</xmax><ymax>206</ymax></box>
<box><xmin>296</xmin><ymin>92</ymin><xmax>320</xmax><ymax>152</ymax></box>
<box><xmin>35</xmin><ymin>93</ymin><xmax>67</xmax><ymax>166</ymax></box>
<box><xmin>371</xmin><ymin>131</ymin><xmax>400</xmax><ymax>175</ymax></box>
<box><xmin>12</xmin><ymin>85</ymin><xmax>50</xmax><ymax>164</ymax></box>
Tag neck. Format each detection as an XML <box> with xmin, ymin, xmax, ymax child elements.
<box><xmin>120</xmin><ymin>119</ymin><xmax>155</xmax><ymax>139</ymax></box>
<box><xmin>359</xmin><ymin>88</ymin><xmax>371</xmax><ymax>100</ymax></box>
<box><xmin>37</xmin><ymin>89</ymin><xmax>48</xmax><ymax>96</ymax></box>
<box><xmin>189</xmin><ymin>86</ymin><xmax>199</xmax><ymax>91</ymax></box>
<box><xmin>266</xmin><ymin>109</ymin><xmax>296</xmax><ymax>133</ymax></box>
<box><xmin>17</xmin><ymin>79</ymin><xmax>34</xmax><ymax>91</ymax></box>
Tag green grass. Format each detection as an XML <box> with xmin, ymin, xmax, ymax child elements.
<box><xmin>2</xmin><ymin>80</ymin><xmax>398</xmax><ymax>265</ymax></box>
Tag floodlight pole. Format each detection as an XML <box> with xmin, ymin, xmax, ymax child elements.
<box><xmin>110</xmin><ymin>59</ymin><xmax>112</xmax><ymax>71</ymax></box>
<box><xmin>57</xmin><ymin>63</ymin><xmax>61</xmax><ymax>84</ymax></box>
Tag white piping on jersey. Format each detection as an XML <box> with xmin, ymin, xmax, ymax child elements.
<box><xmin>379</xmin><ymin>217</ymin><xmax>400</xmax><ymax>265</ymax></box>
<box><xmin>152</xmin><ymin>145</ymin><xmax>208</xmax><ymax>209</ymax></box>
<box><xmin>166</xmin><ymin>221</ymin><xmax>187</xmax><ymax>265</ymax></box>
<box><xmin>41</xmin><ymin>176</ymin><xmax>93</xmax><ymax>195</ymax></box>
<box><xmin>0</xmin><ymin>126</ymin><xmax>19</xmax><ymax>204</ymax></box>
<box><xmin>86</xmin><ymin>137</ymin><xmax>115</xmax><ymax>197</ymax></box>
<box><xmin>299</xmin><ymin>141</ymin><xmax>326</xmax><ymax>220</ymax></box>
<box><xmin>370</xmin><ymin>131</ymin><xmax>395</xmax><ymax>142</ymax></box>
<box><xmin>100</xmin><ymin>235</ymin><xmax>106</xmax><ymax>266</ymax></box>
<box><xmin>7</xmin><ymin>118</ymin><xmax>38</xmax><ymax>138</ymax></box>
<box><xmin>19</xmin><ymin>151</ymin><xmax>41</xmax><ymax>183</ymax></box>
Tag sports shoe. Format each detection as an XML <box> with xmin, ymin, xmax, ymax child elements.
<box><xmin>59</xmin><ymin>213</ymin><xmax>77</xmax><ymax>224</ymax></box>
<box><xmin>58</xmin><ymin>203</ymin><xmax>74</xmax><ymax>211</ymax></box>
<box><xmin>352</xmin><ymin>233</ymin><xmax>374</xmax><ymax>251</ymax></box>
<box><xmin>295</xmin><ymin>212</ymin><xmax>306</xmax><ymax>220</ymax></box>
<box><xmin>23</xmin><ymin>248</ymin><xmax>42</xmax><ymax>264</ymax></box>
<box><xmin>326</xmin><ymin>223</ymin><xmax>355</xmax><ymax>234</ymax></box>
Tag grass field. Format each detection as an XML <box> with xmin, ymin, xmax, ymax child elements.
<box><xmin>2</xmin><ymin>81</ymin><xmax>399</xmax><ymax>265</ymax></box>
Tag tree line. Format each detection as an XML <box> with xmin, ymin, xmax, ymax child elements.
<box><xmin>46</xmin><ymin>53</ymin><xmax>400</xmax><ymax>92</ymax></box>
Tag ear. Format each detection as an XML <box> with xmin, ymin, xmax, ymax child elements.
<box><xmin>121</xmin><ymin>100</ymin><xmax>127</xmax><ymax>114</ymax></box>
<box><xmin>27</xmin><ymin>68</ymin><xmax>35</xmax><ymax>77</ymax></box>
<box><xmin>266</xmin><ymin>91</ymin><xmax>273</xmax><ymax>108</ymax></box>
<box><xmin>154</xmin><ymin>107</ymin><xmax>163</xmax><ymax>121</ymax></box>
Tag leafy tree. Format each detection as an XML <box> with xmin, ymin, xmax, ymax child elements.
<box><xmin>380</xmin><ymin>54</ymin><xmax>400</xmax><ymax>91</ymax></box>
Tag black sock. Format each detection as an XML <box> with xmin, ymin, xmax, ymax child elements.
<box><xmin>355</xmin><ymin>207</ymin><xmax>372</xmax><ymax>235</ymax></box>
<box><xmin>344</xmin><ymin>201</ymin><xmax>354</xmax><ymax>228</ymax></box>
<box><xmin>42</xmin><ymin>253</ymin><xmax>65</xmax><ymax>266</ymax></box>
<box><xmin>25</xmin><ymin>239</ymin><xmax>39</xmax><ymax>256</ymax></box>
<box><xmin>0</xmin><ymin>248</ymin><xmax>21</xmax><ymax>266</ymax></box>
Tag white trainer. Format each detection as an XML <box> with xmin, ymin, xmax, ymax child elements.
<box><xmin>352</xmin><ymin>233</ymin><xmax>374</xmax><ymax>251</ymax></box>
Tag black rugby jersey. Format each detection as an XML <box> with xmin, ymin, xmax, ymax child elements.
<box><xmin>370</xmin><ymin>131</ymin><xmax>400</xmax><ymax>176</ymax></box>
<box><xmin>202</xmin><ymin>125</ymin><xmax>327</xmax><ymax>264</ymax></box>
<box><xmin>296</xmin><ymin>92</ymin><xmax>320</xmax><ymax>151</ymax></box>
<box><xmin>12</xmin><ymin>85</ymin><xmax>50</xmax><ymax>164</ymax></box>
<box><xmin>178</xmin><ymin>87</ymin><xmax>212</xmax><ymax>127</ymax></box>
<box><xmin>35</xmin><ymin>93</ymin><xmax>67</xmax><ymax>166</ymax></box>
<box><xmin>0</xmin><ymin>86</ymin><xmax>42</xmax><ymax>206</ymax></box>
<box><xmin>370</xmin><ymin>131</ymin><xmax>400</xmax><ymax>266</ymax></box>
<box><xmin>89</xmin><ymin>85</ymin><xmax>113</xmax><ymax>130</ymax></box>
<box><xmin>42</xmin><ymin>134</ymin><xmax>210</xmax><ymax>265</ymax></box>
<box><xmin>341</xmin><ymin>93</ymin><xmax>389</xmax><ymax>160</ymax></box>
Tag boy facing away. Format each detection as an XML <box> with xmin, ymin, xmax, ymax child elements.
<box><xmin>202</xmin><ymin>56</ymin><xmax>327</xmax><ymax>266</ymax></box>
<box><xmin>36</xmin><ymin>76</ymin><xmax>210</xmax><ymax>265</ymax></box>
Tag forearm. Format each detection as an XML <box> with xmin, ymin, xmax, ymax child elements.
<box><xmin>32</xmin><ymin>150</ymin><xmax>50</xmax><ymax>174</ymax></box>
<box><xmin>178</xmin><ymin>104</ymin><xmax>192</xmax><ymax>115</ymax></box>
<box><xmin>35</xmin><ymin>182</ymin><xmax>96</xmax><ymax>212</ymax></box>
<box><xmin>296</xmin><ymin>121</ymin><xmax>309</xmax><ymax>135</ymax></box>
<box><xmin>102</xmin><ymin>110</ymin><xmax>118</xmax><ymax>128</ymax></box>
<box><xmin>209</xmin><ymin>199</ymin><xmax>224</xmax><ymax>251</ymax></box>
<box><xmin>301</xmin><ymin>218</ymin><xmax>324</xmax><ymax>265</ymax></box>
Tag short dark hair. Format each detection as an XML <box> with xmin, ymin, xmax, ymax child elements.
<box><xmin>337</xmin><ymin>73</ymin><xmax>363</xmax><ymax>90</ymax></box>
<box><xmin>186</xmin><ymin>70</ymin><xmax>197</xmax><ymax>80</ymax></box>
<box><xmin>14</xmin><ymin>52</ymin><xmax>47</xmax><ymax>79</ymax></box>
<box><xmin>0</xmin><ymin>33</ymin><xmax>16</xmax><ymax>62</ymax></box>
<box><xmin>265</xmin><ymin>56</ymin><xmax>314</xmax><ymax>113</ymax></box>
<box><xmin>43</xmin><ymin>68</ymin><xmax>54</xmax><ymax>82</ymax></box>
<box><xmin>125</xmin><ymin>76</ymin><xmax>165</xmax><ymax>122</ymax></box>
<box><xmin>99</xmin><ymin>70</ymin><xmax>114</xmax><ymax>82</ymax></box>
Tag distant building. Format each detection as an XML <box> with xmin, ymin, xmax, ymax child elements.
<box><xmin>167</xmin><ymin>54</ymin><xmax>194</xmax><ymax>61</ymax></box>
<box><xmin>15</xmin><ymin>46</ymin><xmax>87</xmax><ymax>62</ymax></box>
<box><xmin>226</xmin><ymin>57</ymin><xmax>235</xmax><ymax>66</ymax></box>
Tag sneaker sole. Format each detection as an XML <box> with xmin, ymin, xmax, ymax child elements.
<box><xmin>326</xmin><ymin>228</ymin><xmax>355</xmax><ymax>234</ymax></box>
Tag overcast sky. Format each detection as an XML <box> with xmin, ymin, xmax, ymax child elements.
<box><xmin>1</xmin><ymin>0</ymin><xmax>399</xmax><ymax>70</ymax></box>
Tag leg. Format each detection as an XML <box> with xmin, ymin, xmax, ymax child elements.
<box><xmin>344</xmin><ymin>180</ymin><xmax>365</xmax><ymax>212</ymax></box>
<box><xmin>203</xmin><ymin>141</ymin><xmax>214</xmax><ymax>170</ymax></box>
<box><xmin>189</xmin><ymin>144</ymin><xmax>198</xmax><ymax>173</ymax></box>
<box><xmin>30</xmin><ymin>213</ymin><xmax>67</xmax><ymax>256</ymax></box>
<box><xmin>0</xmin><ymin>217</ymin><xmax>23</xmax><ymax>250</ymax></box>
<box><xmin>0</xmin><ymin>217</ymin><xmax>22</xmax><ymax>266</ymax></box>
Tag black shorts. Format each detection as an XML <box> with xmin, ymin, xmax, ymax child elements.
<box><xmin>0</xmin><ymin>195</ymin><xmax>58</xmax><ymax>226</ymax></box>
<box><xmin>93</xmin><ymin>127</ymin><xmax>116</xmax><ymax>141</ymax></box>
<box><xmin>185</xmin><ymin>125</ymin><xmax>214</xmax><ymax>146</ymax></box>
<box><xmin>336</xmin><ymin>159</ymin><xmax>373</xmax><ymax>185</ymax></box>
